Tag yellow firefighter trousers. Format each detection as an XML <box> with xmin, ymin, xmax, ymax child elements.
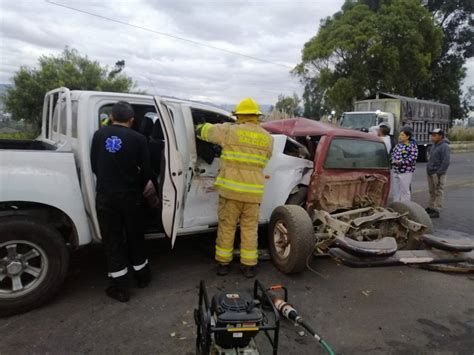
<box><xmin>215</xmin><ymin>197</ymin><xmax>259</xmax><ymax>266</ymax></box>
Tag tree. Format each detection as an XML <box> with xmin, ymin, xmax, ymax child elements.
<box><xmin>356</xmin><ymin>0</ymin><xmax>473</xmax><ymax>117</ymax></box>
<box><xmin>275</xmin><ymin>93</ymin><xmax>302</xmax><ymax>116</ymax></box>
<box><xmin>463</xmin><ymin>85</ymin><xmax>474</xmax><ymax>113</ymax></box>
<box><xmin>301</xmin><ymin>76</ymin><xmax>329</xmax><ymax>120</ymax></box>
<box><xmin>108</xmin><ymin>60</ymin><xmax>126</xmax><ymax>79</ymax></box>
<box><xmin>420</xmin><ymin>0</ymin><xmax>473</xmax><ymax>118</ymax></box>
<box><xmin>4</xmin><ymin>48</ymin><xmax>136</xmax><ymax>129</ymax></box>
<box><xmin>295</xmin><ymin>0</ymin><xmax>451</xmax><ymax>116</ymax></box>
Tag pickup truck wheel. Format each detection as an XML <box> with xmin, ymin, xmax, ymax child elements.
<box><xmin>0</xmin><ymin>217</ymin><xmax>69</xmax><ymax>317</ymax></box>
<box><xmin>268</xmin><ymin>205</ymin><xmax>315</xmax><ymax>274</ymax></box>
<box><xmin>389</xmin><ymin>201</ymin><xmax>433</xmax><ymax>249</ymax></box>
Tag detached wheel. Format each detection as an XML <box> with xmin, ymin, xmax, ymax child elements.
<box><xmin>389</xmin><ymin>201</ymin><xmax>433</xmax><ymax>249</ymax></box>
<box><xmin>268</xmin><ymin>205</ymin><xmax>315</xmax><ymax>274</ymax></box>
<box><xmin>0</xmin><ymin>217</ymin><xmax>69</xmax><ymax>317</ymax></box>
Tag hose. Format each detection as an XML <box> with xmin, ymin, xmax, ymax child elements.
<box><xmin>299</xmin><ymin>319</ymin><xmax>335</xmax><ymax>355</ymax></box>
<box><xmin>320</xmin><ymin>339</ymin><xmax>336</xmax><ymax>355</ymax></box>
<box><xmin>272</xmin><ymin>298</ymin><xmax>336</xmax><ymax>355</ymax></box>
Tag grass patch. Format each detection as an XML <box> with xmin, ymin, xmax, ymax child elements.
<box><xmin>0</xmin><ymin>131</ymin><xmax>38</xmax><ymax>140</ymax></box>
<box><xmin>448</xmin><ymin>126</ymin><xmax>474</xmax><ymax>141</ymax></box>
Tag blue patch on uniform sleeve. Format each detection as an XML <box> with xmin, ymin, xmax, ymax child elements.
<box><xmin>105</xmin><ymin>136</ymin><xmax>122</xmax><ymax>153</ymax></box>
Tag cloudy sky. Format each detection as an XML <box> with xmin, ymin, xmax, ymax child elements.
<box><xmin>0</xmin><ymin>0</ymin><xmax>472</xmax><ymax>105</ymax></box>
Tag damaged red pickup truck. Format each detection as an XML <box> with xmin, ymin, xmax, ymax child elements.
<box><xmin>262</xmin><ymin>118</ymin><xmax>474</xmax><ymax>273</ymax></box>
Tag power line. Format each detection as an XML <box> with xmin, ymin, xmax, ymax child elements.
<box><xmin>45</xmin><ymin>0</ymin><xmax>294</xmax><ymax>69</ymax></box>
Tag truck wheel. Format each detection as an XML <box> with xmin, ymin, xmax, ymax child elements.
<box><xmin>389</xmin><ymin>201</ymin><xmax>433</xmax><ymax>249</ymax></box>
<box><xmin>0</xmin><ymin>217</ymin><xmax>69</xmax><ymax>317</ymax></box>
<box><xmin>268</xmin><ymin>205</ymin><xmax>315</xmax><ymax>274</ymax></box>
<box><xmin>418</xmin><ymin>146</ymin><xmax>430</xmax><ymax>162</ymax></box>
<box><xmin>286</xmin><ymin>186</ymin><xmax>308</xmax><ymax>206</ymax></box>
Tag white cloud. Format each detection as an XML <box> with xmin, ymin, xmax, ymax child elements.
<box><xmin>0</xmin><ymin>0</ymin><xmax>472</xmax><ymax>106</ymax></box>
<box><xmin>0</xmin><ymin>0</ymin><xmax>344</xmax><ymax>104</ymax></box>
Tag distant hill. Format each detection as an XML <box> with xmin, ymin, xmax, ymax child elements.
<box><xmin>219</xmin><ymin>103</ymin><xmax>273</xmax><ymax>115</ymax></box>
<box><xmin>0</xmin><ymin>83</ymin><xmax>273</xmax><ymax>115</ymax></box>
<box><xmin>159</xmin><ymin>95</ymin><xmax>272</xmax><ymax>115</ymax></box>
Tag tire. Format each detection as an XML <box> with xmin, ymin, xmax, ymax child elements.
<box><xmin>268</xmin><ymin>205</ymin><xmax>315</xmax><ymax>274</ymax></box>
<box><xmin>0</xmin><ymin>217</ymin><xmax>69</xmax><ymax>317</ymax></box>
<box><xmin>286</xmin><ymin>186</ymin><xmax>308</xmax><ymax>206</ymax></box>
<box><xmin>388</xmin><ymin>201</ymin><xmax>433</xmax><ymax>249</ymax></box>
<box><xmin>417</xmin><ymin>145</ymin><xmax>430</xmax><ymax>163</ymax></box>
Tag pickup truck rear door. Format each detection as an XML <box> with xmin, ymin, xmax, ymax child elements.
<box><xmin>153</xmin><ymin>97</ymin><xmax>184</xmax><ymax>247</ymax></box>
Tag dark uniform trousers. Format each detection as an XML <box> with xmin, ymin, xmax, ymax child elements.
<box><xmin>96</xmin><ymin>191</ymin><xmax>147</xmax><ymax>282</ymax></box>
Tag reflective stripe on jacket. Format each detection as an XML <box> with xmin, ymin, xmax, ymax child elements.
<box><xmin>196</xmin><ymin>122</ymin><xmax>273</xmax><ymax>203</ymax></box>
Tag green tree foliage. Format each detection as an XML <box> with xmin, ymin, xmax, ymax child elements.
<box><xmin>356</xmin><ymin>0</ymin><xmax>472</xmax><ymax>117</ymax></box>
<box><xmin>275</xmin><ymin>93</ymin><xmax>302</xmax><ymax>116</ymax></box>
<box><xmin>4</xmin><ymin>48</ymin><xmax>135</xmax><ymax>129</ymax></box>
<box><xmin>295</xmin><ymin>0</ymin><xmax>469</xmax><ymax>118</ymax></box>
<box><xmin>420</xmin><ymin>0</ymin><xmax>473</xmax><ymax>118</ymax></box>
<box><xmin>463</xmin><ymin>85</ymin><xmax>473</xmax><ymax>112</ymax></box>
<box><xmin>300</xmin><ymin>77</ymin><xmax>328</xmax><ymax>120</ymax></box>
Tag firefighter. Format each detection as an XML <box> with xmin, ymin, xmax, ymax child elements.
<box><xmin>196</xmin><ymin>98</ymin><xmax>273</xmax><ymax>278</ymax></box>
<box><xmin>91</xmin><ymin>101</ymin><xmax>152</xmax><ymax>302</ymax></box>
<box><xmin>100</xmin><ymin>113</ymin><xmax>111</xmax><ymax>127</ymax></box>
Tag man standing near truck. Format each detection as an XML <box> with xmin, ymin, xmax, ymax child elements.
<box><xmin>377</xmin><ymin>122</ymin><xmax>392</xmax><ymax>153</ymax></box>
<box><xmin>196</xmin><ymin>98</ymin><xmax>273</xmax><ymax>278</ymax></box>
<box><xmin>425</xmin><ymin>128</ymin><xmax>450</xmax><ymax>218</ymax></box>
<box><xmin>91</xmin><ymin>101</ymin><xmax>152</xmax><ymax>302</ymax></box>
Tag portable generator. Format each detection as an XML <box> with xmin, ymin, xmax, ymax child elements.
<box><xmin>194</xmin><ymin>280</ymin><xmax>335</xmax><ymax>355</ymax></box>
<box><xmin>194</xmin><ymin>280</ymin><xmax>280</xmax><ymax>355</ymax></box>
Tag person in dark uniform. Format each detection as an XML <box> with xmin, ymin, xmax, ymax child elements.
<box><xmin>91</xmin><ymin>101</ymin><xmax>152</xmax><ymax>302</ymax></box>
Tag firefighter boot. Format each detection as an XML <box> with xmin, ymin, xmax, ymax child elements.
<box><xmin>240</xmin><ymin>264</ymin><xmax>256</xmax><ymax>278</ymax></box>
<box><xmin>217</xmin><ymin>263</ymin><xmax>230</xmax><ymax>276</ymax></box>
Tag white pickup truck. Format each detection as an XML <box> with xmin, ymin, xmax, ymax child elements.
<box><xmin>0</xmin><ymin>88</ymin><xmax>313</xmax><ymax>316</ymax></box>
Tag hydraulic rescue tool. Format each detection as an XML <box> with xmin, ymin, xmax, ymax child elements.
<box><xmin>268</xmin><ymin>285</ymin><xmax>335</xmax><ymax>355</ymax></box>
<box><xmin>194</xmin><ymin>280</ymin><xmax>335</xmax><ymax>354</ymax></box>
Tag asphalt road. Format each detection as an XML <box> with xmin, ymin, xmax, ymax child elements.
<box><xmin>411</xmin><ymin>152</ymin><xmax>474</xmax><ymax>235</ymax></box>
<box><xmin>1</xmin><ymin>153</ymin><xmax>473</xmax><ymax>355</ymax></box>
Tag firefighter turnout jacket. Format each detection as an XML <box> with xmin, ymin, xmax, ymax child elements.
<box><xmin>196</xmin><ymin>122</ymin><xmax>273</xmax><ymax>203</ymax></box>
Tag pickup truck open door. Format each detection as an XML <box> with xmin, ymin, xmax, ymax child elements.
<box><xmin>153</xmin><ymin>97</ymin><xmax>184</xmax><ymax>247</ymax></box>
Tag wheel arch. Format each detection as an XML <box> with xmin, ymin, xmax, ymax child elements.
<box><xmin>0</xmin><ymin>201</ymin><xmax>81</xmax><ymax>248</ymax></box>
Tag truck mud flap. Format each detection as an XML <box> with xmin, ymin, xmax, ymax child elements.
<box><xmin>328</xmin><ymin>248</ymin><xmax>474</xmax><ymax>268</ymax></box>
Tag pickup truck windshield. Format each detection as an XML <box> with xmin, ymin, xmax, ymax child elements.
<box><xmin>341</xmin><ymin>113</ymin><xmax>377</xmax><ymax>130</ymax></box>
<box><xmin>324</xmin><ymin>138</ymin><xmax>389</xmax><ymax>169</ymax></box>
